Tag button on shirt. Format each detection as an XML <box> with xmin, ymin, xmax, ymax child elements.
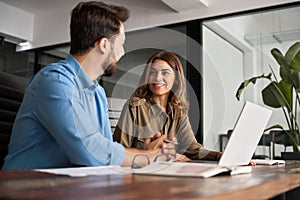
<box><xmin>2</xmin><ymin>55</ymin><xmax>124</xmax><ymax>170</ymax></box>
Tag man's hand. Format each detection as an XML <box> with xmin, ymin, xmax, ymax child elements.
<box><xmin>144</xmin><ymin>132</ymin><xmax>166</xmax><ymax>150</ymax></box>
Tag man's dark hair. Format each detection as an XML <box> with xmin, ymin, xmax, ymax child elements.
<box><xmin>70</xmin><ymin>1</ymin><xmax>130</xmax><ymax>56</ymax></box>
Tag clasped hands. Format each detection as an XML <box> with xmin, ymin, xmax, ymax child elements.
<box><xmin>143</xmin><ymin>132</ymin><xmax>190</xmax><ymax>162</ymax></box>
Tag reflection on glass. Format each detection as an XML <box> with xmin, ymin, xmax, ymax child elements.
<box><xmin>202</xmin><ymin>5</ymin><xmax>300</xmax><ymax>157</ymax></box>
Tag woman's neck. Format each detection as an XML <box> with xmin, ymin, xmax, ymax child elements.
<box><xmin>152</xmin><ymin>95</ymin><xmax>169</xmax><ymax>113</ymax></box>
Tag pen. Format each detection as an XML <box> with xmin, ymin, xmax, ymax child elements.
<box><xmin>164</xmin><ymin>139</ymin><xmax>178</xmax><ymax>145</ymax></box>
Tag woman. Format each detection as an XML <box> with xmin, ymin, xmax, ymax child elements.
<box><xmin>113</xmin><ymin>51</ymin><xmax>222</xmax><ymax>161</ymax></box>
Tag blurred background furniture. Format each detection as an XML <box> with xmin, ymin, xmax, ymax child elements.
<box><xmin>220</xmin><ymin>129</ymin><xmax>272</xmax><ymax>159</ymax></box>
<box><xmin>106</xmin><ymin>97</ymin><xmax>127</xmax><ymax>134</ymax></box>
<box><xmin>0</xmin><ymin>71</ymin><xmax>28</xmax><ymax>168</ymax></box>
<box><xmin>269</xmin><ymin>130</ymin><xmax>300</xmax><ymax>159</ymax></box>
<box><xmin>220</xmin><ymin>129</ymin><xmax>300</xmax><ymax>159</ymax></box>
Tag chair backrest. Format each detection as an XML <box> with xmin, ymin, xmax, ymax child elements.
<box><xmin>107</xmin><ymin>97</ymin><xmax>127</xmax><ymax>134</ymax></box>
<box><xmin>0</xmin><ymin>71</ymin><xmax>28</xmax><ymax>168</ymax></box>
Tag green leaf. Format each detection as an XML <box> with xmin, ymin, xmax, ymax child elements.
<box><xmin>280</xmin><ymin>66</ymin><xmax>293</xmax><ymax>84</ymax></box>
<box><xmin>289</xmin><ymin>69</ymin><xmax>300</xmax><ymax>91</ymax></box>
<box><xmin>277</xmin><ymin>80</ymin><xmax>292</xmax><ymax>106</ymax></box>
<box><xmin>271</xmin><ymin>48</ymin><xmax>287</xmax><ymax>68</ymax></box>
<box><xmin>280</xmin><ymin>67</ymin><xmax>300</xmax><ymax>91</ymax></box>
<box><xmin>262</xmin><ymin>81</ymin><xmax>292</xmax><ymax>112</ymax></box>
<box><xmin>291</xmin><ymin>52</ymin><xmax>300</xmax><ymax>73</ymax></box>
<box><xmin>285</xmin><ymin>42</ymin><xmax>300</xmax><ymax>70</ymax></box>
<box><xmin>235</xmin><ymin>73</ymin><xmax>272</xmax><ymax>100</ymax></box>
<box><xmin>279</xmin><ymin>42</ymin><xmax>300</xmax><ymax>86</ymax></box>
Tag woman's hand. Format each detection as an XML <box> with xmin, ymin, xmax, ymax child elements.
<box><xmin>174</xmin><ymin>154</ymin><xmax>190</xmax><ymax>162</ymax></box>
<box><xmin>215</xmin><ymin>152</ymin><xmax>223</xmax><ymax>160</ymax></box>
<box><xmin>249</xmin><ymin>160</ymin><xmax>256</xmax><ymax>166</ymax></box>
<box><xmin>144</xmin><ymin>132</ymin><xmax>166</xmax><ymax>150</ymax></box>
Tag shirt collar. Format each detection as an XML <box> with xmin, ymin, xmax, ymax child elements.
<box><xmin>148</xmin><ymin>98</ymin><xmax>169</xmax><ymax>117</ymax></box>
<box><xmin>148</xmin><ymin>98</ymin><xmax>181</xmax><ymax>119</ymax></box>
<box><xmin>67</xmin><ymin>54</ymin><xmax>97</xmax><ymax>90</ymax></box>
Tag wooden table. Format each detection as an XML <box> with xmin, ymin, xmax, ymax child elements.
<box><xmin>1</xmin><ymin>161</ymin><xmax>300</xmax><ymax>200</ymax></box>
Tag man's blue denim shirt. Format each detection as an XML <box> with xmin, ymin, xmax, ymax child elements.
<box><xmin>2</xmin><ymin>55</ymin><xmax>124</xmax><ymax>170</ymax></box>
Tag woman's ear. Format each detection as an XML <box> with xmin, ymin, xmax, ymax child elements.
<box><xmin>97</xmin><ymin>38</ymin><xmax>110</xmax><ymax>54</ymax></box>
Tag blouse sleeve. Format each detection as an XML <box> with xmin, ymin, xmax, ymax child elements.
<box><xmin>176</xmin><ymin>115</ymin><xmax>219</xmax><ymax>160</ymax></box>
<box><xmin>113</xmin><ymin>101</ymin><xmax>135</xmax><ymax>148</ymax></box>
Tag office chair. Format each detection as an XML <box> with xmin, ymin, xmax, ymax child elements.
<box><xmin>0</xmin><ymin>71</ymin><xmax>28</xmax><ymax>168</ymax></box>
<box><xmin>269</xmin><ymin>130</ymin><xmax>300</xmax><ymax>159</ymax></box>
<box><xmin>107</xmin><ymin>97</ymin><xmax>127</xmax><ymax>134</ymax></box>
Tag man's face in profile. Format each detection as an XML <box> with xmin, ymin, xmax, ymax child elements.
<box><xmin>103</xmin><ymin>51</ymin><xmax>117</xmax><ymax>77</ymax></box>
<box><xmin>103</xmin><ymin>23</ymin><xmax>126</xmax><ymax>77</ymax></box>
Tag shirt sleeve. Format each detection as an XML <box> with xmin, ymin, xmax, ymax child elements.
<box><xmin>35</xmin><ymin>68</ymin><xmax>124</xmax><ymax>166</ymax></box>
<box><xmin>176</xmin><ymin>115</ymin><xmax>219</xmax><ymax>160</ymax></box>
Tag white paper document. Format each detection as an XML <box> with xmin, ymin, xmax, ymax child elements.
<box><xmin>251</xmin><ymin>159</ymin><xmax>285</xmax><ymax>166</ymax></box>
<box><xmin>133</xmin><ymin>162</ymin><xmax>253</xmax><ymax>178</ymax></box>
<box><xmin>35</xmin><ymin>162</ymin><xmax>252</xmax><ymax>178</ymax></box>
<box><xmin>35</xmin><ymin>166</ymin><xmax>132</xmax><ymax>177</ymax></box>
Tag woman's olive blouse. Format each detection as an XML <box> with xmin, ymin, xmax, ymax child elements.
<box><xmin>113</xmin><ymin>97</ymin><xmax>219</xmax><ymax>160</ymax></box>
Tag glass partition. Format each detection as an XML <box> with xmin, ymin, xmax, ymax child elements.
<box><xmin>202</xmin><ymin>5</ymin><xmax>300</xmax><ymax>156</ymax></box>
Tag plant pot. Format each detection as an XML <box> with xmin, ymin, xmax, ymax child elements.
<box><xmin>281</xmin><ymin>152</ymin><xmax>300</xmax><ymax>160</ymax></box>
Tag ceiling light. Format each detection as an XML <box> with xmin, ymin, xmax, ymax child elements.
<box><xmin>18</xmin><ymin>41</ymin><xmax>30</xmax><ymax>47</ymax></box>
<box><xmin>244</xmin><ymin>29</ymin><xmax>300</xmax><ymax>46</ymax></box>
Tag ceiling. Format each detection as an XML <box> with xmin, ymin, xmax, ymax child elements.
<box><xmin>0</xmin><ymin>0</ymin><xmax>180</xmax><ymax>14</ymax></box>
<box><xmin>0</xmin><ymin>0</ymin><xmax>77</xmax><ymax>13</ymax></box>
<box><xmin>0</xmin><ymin>0</ymin><xmax>299</xmax><ymax>48</ymax></box>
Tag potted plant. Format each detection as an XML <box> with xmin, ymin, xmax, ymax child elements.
<box><xmin>235</xmin><ymin>42</ymin><xmax>300</xmax><ymax>157</ymax></box>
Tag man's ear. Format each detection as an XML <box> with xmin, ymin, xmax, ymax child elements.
<box><xmin>97</xmin><ymin>38</ymin><xmax>110</xmax><ymax>54</ymax></box>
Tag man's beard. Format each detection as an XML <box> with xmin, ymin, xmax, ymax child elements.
<box><xmin>103</xmin><ymin>62</ymin><xmax>117</xmax><ymax>77</ymax></box>
<box><xmin>103</xmin><ymin>50</ymin><xmax>117</xmax><ymax>77</ymax></box>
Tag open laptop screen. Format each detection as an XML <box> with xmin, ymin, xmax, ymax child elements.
<box><xmin>219</xmin><ymin>101</ymin><xmax>272</xmax><ymax>166</ymax></box>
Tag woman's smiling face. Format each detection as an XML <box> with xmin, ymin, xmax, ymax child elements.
<box><xmin>148</xmin><ymin>59</ymin><xmax>176</xmax><ymax>98</ymax></box>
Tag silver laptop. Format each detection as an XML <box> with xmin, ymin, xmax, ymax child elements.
<box><xmin>218</xmin><ymin>101</ymin><xmax>272</xmax><ymax>166</ymax></box>
<box><xmin>132</xmin><ymin>102</ymin><xmax>272</xmax><ymax>177</ymax></box>
<box><xmin>191</xmin><ymin>101</ymin><xmax>272</xmax><ymax>166</ymax></box>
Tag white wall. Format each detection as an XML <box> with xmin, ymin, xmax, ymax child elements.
<box><xmin>203</xmin><ymin>26</ymin><xmax>244</xmax><ymax>151</ymax></box>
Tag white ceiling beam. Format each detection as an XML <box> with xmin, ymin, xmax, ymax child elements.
<box><xmin>161</xmin><ymin>0</ymin><xmax>209</xmax><ymax>13</ymax></box>
<box><xmin>0</xmin><ymin>2</ymin><xmax>33</xmax><ymax>44</ymax></box>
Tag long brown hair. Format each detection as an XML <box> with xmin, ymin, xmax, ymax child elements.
<box><xmin>134</xmin><ymin>51</ymin><xmax>189</xmax><ymax>115</ymax></box>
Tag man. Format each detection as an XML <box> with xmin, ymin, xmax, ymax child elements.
<box><xmin>2</xmin><ymin>1</ymin><xmax>167</xmax><ymax>170</ymax></box>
